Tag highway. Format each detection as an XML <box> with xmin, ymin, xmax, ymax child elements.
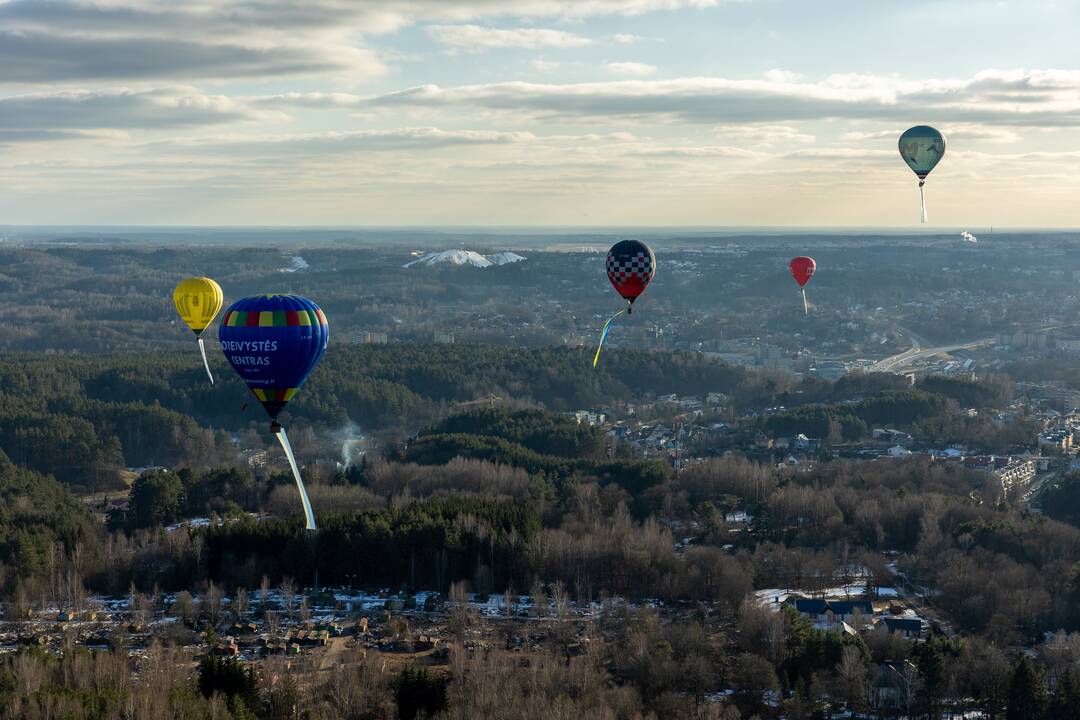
<box><xmin>868</xmin><ymin>328</ymin><xmax>996</xmax><ymax>374</ymax></box>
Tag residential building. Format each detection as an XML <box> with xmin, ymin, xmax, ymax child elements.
<box><xmin>354</xmin><ymin>332</ymin><xmax>388</xmax><ymax>345</ymax></box>
<box><xmin>880</xmin><ymin>617</ymin><xmax>923</xmax><ymax>639</ymax></box>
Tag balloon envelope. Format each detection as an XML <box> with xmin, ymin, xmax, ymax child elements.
<box><xmin>218</xmin><ymin>295</ymin><xmax>329</xmax><ymax>419</ymax></box>
<box><xmin>606</xmin><ymin>240</ymin><xmax>656</xmax><ymax>303</ymax></box>
<box><xmin>898</xmin><ymin>125</ymin><xmax>945</xmax><ymax>180</ymax></box>
<box><xmin>790</xmin><ymin>256</ymin><xmax>816</xmax><ymax>287</ymax></box>
<box><xmin>174</xmin><ymin>277</ymin><xmax>223</xmax><ymax>335</ymax></box>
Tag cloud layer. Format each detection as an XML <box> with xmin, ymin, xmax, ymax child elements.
<box><xmin>368</xmin><ymin>70</ymin><xmax>1080</xmax><ymax>127</ymax></box>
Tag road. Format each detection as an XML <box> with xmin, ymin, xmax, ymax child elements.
<box><xmin>869</xmin><ymin>328</ymin><xmax>996</xmax><ymax>374</ymax></box>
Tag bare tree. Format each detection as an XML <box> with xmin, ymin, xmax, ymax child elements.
<box><xmin>299</xmin><ymin>597</ymin><xmax>311</xmax><ymax>625</ymax></box>
<box><xmin>834</xmin><ymin>645</ymin><xmax>868</xmax><ymax>715</ymax></box>
<box><xmin>260</xmin><ymin>575</ymin><xmax>271</xmax><ymax>615</ymax></box>
<box><xmin>234</xmin><ymin>587</ymin><xmax>249</xmax><ymax>618</ymax></box>
<box><xmin>280</xmin><ymin>577</ymin><xmax>297</xmax><ymax>623</ymax></box>
<box><xmin>173</xmin><ymin>591</ymin><xmax>195</xmax><ymax>626</ymax></box>
<box><xmin>202</xmin><ymin>581</ymin><xmax>223</xmax><ymax>627</ymax></box>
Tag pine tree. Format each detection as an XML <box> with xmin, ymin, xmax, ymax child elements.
<box><xmin>1049</xmin><ymin>665</ymin><xmax>1080</xmax><ymax>720</ymax></box>
<box><xmin>1007</xmin><ymin>655</ymin><xmax>1049</xmax><ymax>720</ymax></box>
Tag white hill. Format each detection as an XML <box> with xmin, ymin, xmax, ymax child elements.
<box><xmin>403</xmin><ymin>250</ymin><xmax>493</xmax><ymax>268</ymax></box>
<box><xmin>403</xmin><ymin>250</ymin><xmax>528</xmax><ymax>268</ymax></box>
<box><xmin>488</xmin><ymin>252</ymin><xmax>527</xmax><ymax>265</ymax></box>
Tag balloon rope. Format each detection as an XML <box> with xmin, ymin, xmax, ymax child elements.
<box><xmin>197</xmin><ymin>336</ymin><xmax>215</xmax><ymax>385</ymax></box>
<box><xmin>919</xmin><ymin>182</ymin><xmax>928</xmax><ymax>224</ymax></box>
<box><xmin>592</xmin><ymin>309</ymin><xmax>626</xmax><ymax>368</ymax></box>
<box><xmin>802</xmin><ymin>288</ymin><xmax>809</xmax><ymax>316</ymax></box>
<box><xmin>274</xmin><ymin>425</ymin><xmax>316</xmax><ymax>530</ymax></box>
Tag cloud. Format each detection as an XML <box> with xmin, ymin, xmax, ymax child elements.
<box><xmin>0</xmin><ymin>87</ymin><xmax>282</xmax><ymax>130</ymax></box>
<box><xmin>0</xmin><ymin>0</ymin><xmax>726</xmax><ymax>84</ymax></box>
<box><xmin>427</xmin><ymin>25</ymin><xmax>593</xmax><ymax>51</ymax></box>
<box><xmin>531</xmin><ymin>59</ymin><xmax>562</xmax><ymax>72</ymax></box>
<box><xmin>248</xmin><ymin>92</ymin><xmax>367</xmax><ymax>110</ymax></box>
<box><xmin>0</xmin><ymin>129</ymin><xmax>128</xmax><ymax>145</ymax></box>
<box><xmin>845</xmin><ymin>124</ymin><xmax>1021</xmax><ymax>144</ymax></box>
<box><xmin>713</xmin><ymin>123</ymin><xmax>814</xmax><ymax>144</ymax></box>
<box><xmin>607</xmin><ymin>62</ymin><xmax>658</xmax><ymax>77</ymax></box>
<box><xmin>151</xmin><ymin>127</ymin><xmax>539</xmax><ymax>157</ymax></box>
<box><xmin>763</xmin><ymin>69</ymin><xmax>801</xmax><ymax>83</ymax></box>
<box><xmin>366</xmin><ymin>70</ymin><xmax>1080</xmax><ymax>127</ymax></box>
<box><xmin>0</xmin><ymin>30</ymin><xmax>386</xmax><ymax>83</ymax></box>
<box><xmin>630</xmin><ymin>145</ymin><xmax>768</xmax><ymax>159</ymax></box>
<box><xmin>613</xmin><ymin>33</ymin><xmax>646</xmax><ymax>44</ymax></box>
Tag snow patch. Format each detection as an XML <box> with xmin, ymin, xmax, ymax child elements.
<box><xmin>404</xmin><ymin>250</ymin><xmax>492</xmax><ymax>268</ymax></box>
<box><xmin>281</xmin><ymin>255</ymin><xmax>310</xmax><ymax>273</ymax></box>
<box><xmin>403</xmin><ymin>250</ymin><xmax>527</xmax><ymax>268</ymax></box>
<box><xmin>488</xmin><ymin>252</ymin><xmax>527</xmax><ymax>265</ymax></box>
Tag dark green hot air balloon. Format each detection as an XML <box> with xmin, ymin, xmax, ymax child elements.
<box><xmin>899</xmin><ymin>125</ymin><xmax>945</xmax><ymax>223</ymax></box>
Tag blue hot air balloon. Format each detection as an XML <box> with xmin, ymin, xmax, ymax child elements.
<box><xmin>219</xmin><ymin>294</ymin><xmax>329</xmax><ymax>529</ymax></box>
<box><xmin>898</xmin><ymin>125</ymin><xmax>946</xmax><ymax>223</ymax></box>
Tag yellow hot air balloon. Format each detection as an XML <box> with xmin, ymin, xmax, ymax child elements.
<box><xmin>173</xmin><ymin>277</ymin><xmax>223</xmax><ymax>384</ymax></box>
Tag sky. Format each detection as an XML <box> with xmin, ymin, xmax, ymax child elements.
<box><xmin>3</xmin><ymin>0</ymin><xmax>1080</xmax><ymax>227</ymax></box>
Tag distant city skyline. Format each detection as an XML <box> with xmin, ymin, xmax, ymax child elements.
<box><xmin>3</xmin><ymin>0</ymin><xmax>1080</xmax><ymax>227</ymax></box>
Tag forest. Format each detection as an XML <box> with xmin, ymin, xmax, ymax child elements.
<box><xmin>0</xmin><ymin>332</ymin><xmax>1072</xmax><ymax>717</ymax></box>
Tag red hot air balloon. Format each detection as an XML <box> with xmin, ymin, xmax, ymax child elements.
<box><xmin>790</xmin><ymin>256</ymin><xmax>815</xmax><ymax>287</ymax></box>
<box><xmin>789</xmin><ymin>256</ymin><xmax>816</xmax><ymax>315</ymax></box>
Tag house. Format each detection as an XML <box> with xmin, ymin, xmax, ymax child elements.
<box><xmin>881</xmin><ymin>617</ymin><xmax>923</xmax><ymax>639</ymax></box>
<box><xmin>790</xmin><ymin>597</ymin><xmax>873</xmax><ymax>630</ymax></box>
<box><xmin>873</xmin><ymin>428</ymin><xmax>913</xmax><ymax>447</ymax></box>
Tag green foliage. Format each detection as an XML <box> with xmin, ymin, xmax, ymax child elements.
<box><xmin>919</xmin><ymin>374</ymin><xmax>1013</xmax><ymax>408</ymax></box>
<box><xmin>202</xmin><ymin>495</ymin><xmax>540</xmax><ymax>591</ymax></box>
<box><xmin>1042</xmin><ymin>473</ymin><xmax>1080</xmax><ymax>528</ymax></box>
<box><xmin>424</xmin><ymin>407</ymin><xmax>608</xmax><ymax>459</ymax></box>
<box><xmin>197</xmin><ymin>654</ymin><xmax>259</xmax><ymax>713</ymax></box>
<box><xmin>1007</xmin><ymin>655</ymin><xmax>1048</xmax><ymax>720</ymax></box>
<box><xmin>126</xmin><ymin>470</ymin><xmax>183</xmax><ymax>530</ymax></box>
<box><xmin>764</xmin><ymin>390</ymin><xmax>946</xmax><ymax>440</ymax></box>
<box><xmin>0</xmin><ymin>454</ymin><xmax>94</xmax><ymax>584</ymax></box>
<box><xmin>394</xmin><ymin>666</ymin><xmax>448</xmax><ymax>720</ymax></box>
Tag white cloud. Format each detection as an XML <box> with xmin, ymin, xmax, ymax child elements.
<box><xmin>763</xmin><ymin>68</ymin><xmax>801</xmax><ymax>83</ymax></box>
<box><xmin>427</xmin><ymin>25</ymin><xmax>593</xmax><ymax>51</ymax></box>
<box><xmin>0</xmin><ymin>0</ymin><xmax>725</xmax><ymax>84</ymax></box>
<box><xmin>0</xmin><ymin>87</ymin><xmax>283</xmax><ymax>130</ymax></box>
<box><xmin>844</xmin><ymin>124</ymin><xmax>1021</xmax><ymax>144</ymax></box>
<box><xmin>607</xmin><ymin>62</ymin><xmax>658</xmax><ymax>76</ymax></box>
<box><xmin>368</xmin><ymin>69</ymin><xmax>1080</xmax><ymax>127</ymax></box>
<box><xmin>150</xmin><ymin>127</ymin><xmax>538</xmax><ymax>157</ymax></box>
<box><xmin>613</xmin><ymin>33</ymin><xmax>646</xmax><ymax>44</ymax></box>
<box><xmin>713</xmin><ymin>123</ymin><xmax>814</xmax><ymax>144</ymax></box>
<box><xmin>531</xmin><ymin>59</ymin><xmax>562</xmax><ymax>72</ymax></box>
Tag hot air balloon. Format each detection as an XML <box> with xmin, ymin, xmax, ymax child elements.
<box><xmin>219</xmin><ymin>295</ymin><xmax>328</xmax><ymax>530</ymax></box>
<box><xmin>594</xmin><ymin>240</ymin><xmax>656</xmax><ymax>367</ymax></box>
<box><xmin>898</xmin><ymin>125</ymin><xmax>946</xmax><ymax>223</ymax></box>
<box><xmin>173</xmin><ymin>277</ymin><xmax>224</xmax><ymax>384</ymax></box>
<box><xmin>789</xmin><ymin>256</ymin><xmax>816</xmax><ymax>315</ymax></box>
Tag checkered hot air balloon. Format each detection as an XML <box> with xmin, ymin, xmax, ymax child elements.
<box><xmin>605</xmin><ymin>240</ymin><xmax>656</xmax><ymax>312</ymax></box>
<box><xmin>593</xmin><ymin>240</ymin><xmax>657</xmax><ymax>368</ymax></box>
